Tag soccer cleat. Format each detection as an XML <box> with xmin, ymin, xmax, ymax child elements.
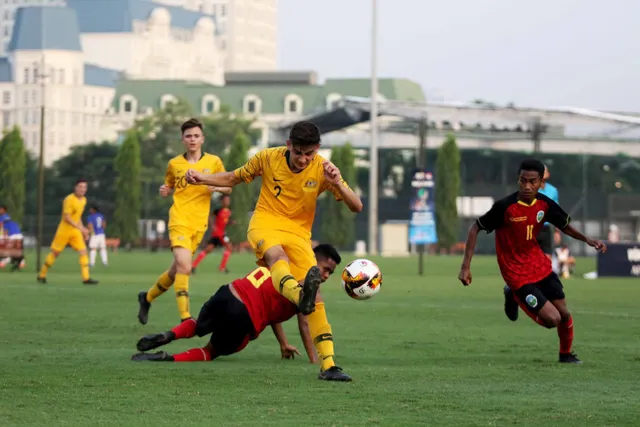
<box><xmin>503</xmin><ymin>285</ymin><xmax>519</xmax><ymax>321</ymax></box>
<box><xmin>137</xmin><ymin>291</ymin><xmax>151</xmax><ymax>325</ymax></box>
<box><xmin>191</xmin><ymin>268</ymin><xmax>197</xmax><ymax>275</ymax></box>
<box><xmin>136</xmin><ymin>331</ymin><xmax>175</xmax><ymax>352</ymax></box>
<box><xmin>298</xmin><ymin>266</ymin><xmax>322</xmax><ymax>315</ymax></box>
<box><xmin>559</xmin><ymin>352</ymin><xmax>582</xmax><ymax>364</ymax></box>
<box><xmin>131</xmin><ymin>351</ymin><xmax>174</xmax><ymax>362</ymax></box>
<box><xmin>83</xmin><ymin>279</ymin><xmax>99</xmax><ymax>285</ymax></box>
<box><xmin>37</xmin><ymin>276</ymin><xmax>47</xmax><ymax>284</ymax></box>
<box><xmin>318</xmin><ymin>366</ymin><xmax>352</xmax><ymax>382</ymax></box>
<box><xmin>219</xmin><ymin>267</ymin><xmax>230</xmax><ymax>274</ymax></box>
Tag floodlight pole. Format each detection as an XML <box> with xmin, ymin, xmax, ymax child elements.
<box><xmin>368</xmin><ymin>0</ymin><xmax>379</xmax><ymax>256</ymax></box>
<box><xmin>417</xmin><ymin>115</ymin><xmax>427</xmax><ymax>275</ymax></box>
<box><xmin>36</xmin><ymin>56</ymin><xmax>47</xmax><ymax>272</ymax></box>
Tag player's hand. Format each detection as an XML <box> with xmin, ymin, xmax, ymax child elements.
<box><xmin>159</xmin><ymin>184</ymin><xmax>171</xmax><ymax>197</ymax></box>
<box><xmin>308</xmin><ymin>355</ymin><xmax>319</xmax><ymax>364</ymax></box>
<box><xmin>280</xmin><ymin>344</ymin><xmax>301</xmax><ymax>360</ymax></box>
<box><xmin>207</xmin><ymin>186</ymin><xmax>217</xmax><ymax>193</ymax></box>
<box><xmin>322</xmin><ymin>161</ymin><xmax>342</xmax><ymax>185</ymax></box>
<box><xmin>185</xmin><ymin>169</ymin><xmax>205</xmax><ymax>185</ymax></box>
<box><xmin>588</xmin><ymin>239</ymin><xmax>607</xmax><ymax>253</ymax></box>
<box><xmin>458</xmin><ymin>267</ymin><xmax>472</xmax><ymax>286</ymax></box>
<box><xmin>81</xmin><ymin>228</ymin><xmax>89</xmax><ymax>240</ymax></box>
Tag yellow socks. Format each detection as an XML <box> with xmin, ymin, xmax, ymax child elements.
<box><xmin>146</xmin><ymin>271</ymin><xmax>174</xmax><ymax>303</ymax></box>
<box><xmin>38</xmin><ymin>252</ymin><xmax>57</xmax><ymax>278</ymax></box>
<box><xmin>79</xmin><ymin>254</ymin><xmax>90</xmax><ymax>281</ymax></box>
<box><xmin>174</xmin><ymin>273</ymin><xmax>191</xmax><ymax>320</ymax></box>
<box><xmin>307</xmin><ymin>302</ymin><xmax>335</xmax><ymax>371</ymax></box>
<box><xmin>271</xmin><ymin>259</ymin><xmax>301</xmax><ymax>305</ymax></box>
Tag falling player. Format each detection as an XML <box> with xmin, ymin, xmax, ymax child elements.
<box><xmin>191</xmin><ymin>194</ymin><xmax>234</xmax><ymax>274</ymax></box>
<box><xmin>185</xmin><ymin>121</ymin><xmax>362</xmax><ymax>379</ymax></box>
<box><xmin>458</xmin><ymin>159</ymin><xmax>606</xmax><ymax>364</ymax></box>
<box><xmin>87</xmin><ymin>205</ymin><xmax>108</xmax><ymax>267</ymax></box>
<box><xmin>132</xmin><ymin>244</ymin><xmax>351</xmax><ymax>381</ymax></box>
<box><xmin>37</xmin><ymin>179</ymin><xmax>98</xmax><ymax>285</ymax></box>
<box><xmin>137</xmin><ymin>118</ymin><xmax>229</xmax><ymax>324</ymax></box>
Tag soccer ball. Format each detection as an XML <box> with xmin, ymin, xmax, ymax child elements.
<box><xmin>341</xmin><ymin>258</ymin><xmax>382</xmax><ymax>300</ymax></box>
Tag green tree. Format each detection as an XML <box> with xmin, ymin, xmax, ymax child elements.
<box><xmin>321</xmin><ymin>143</ymin><xmax>357</xmax><ymax>248</ymax></box>
<box><xmin>201</xmin><ymin>106</ymin><xmax>260</xmax><ymax>156</ymax></box>
<box><xmin>435</xmin><ymin>133</ymin><xmax>461</xmax><ymax>251</ymax></box>
<box><xmin>224</xmin><ymin>132</ymin><xmax>252</xmax><ymax>245</ymax></box>
<box><xmin>113</xmin><ymin>130</ymin><xmax>141</xmax><ymax>244</ymax></box>
<box><xmin>0</xmin><ymin>127</ymin><xmax>27</xmax><ymax>224</ymax></box>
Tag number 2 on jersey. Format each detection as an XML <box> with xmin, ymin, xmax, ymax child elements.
<box><xmin>247</xmin><ymin>267</ymin><xmax>270</xmax><ymax>288</ymax></box>
<box><xmin>526</xmin><ymin>224</ymin><xmax>533</xmax><ymax>240</ymax></box>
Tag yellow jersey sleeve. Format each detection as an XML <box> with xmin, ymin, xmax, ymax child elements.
<box><xmin>164</xmin><ymin>160</ymin><xmax>175</xmax><ymax>188</ymax></box>
<box><xmin>234</xmin><ymin>150</ymin><xmax>265</xmax><ymax>184</ymax></box>
<box><xmin>62</xmin><ymin>195</ymin><xmax>74</xmax><ymax>216</ymax></box>
<box><xmin>321</xmin><ymin>177</ymin><xmax>352</xmax><ymax>201</ymax></box>
<box><xmin>212</xmin><ymin>155</ymin><xmax>226</xmax><ymax>174</ymax></box>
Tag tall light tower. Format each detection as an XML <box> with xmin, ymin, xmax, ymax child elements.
<box><xmin>368</xmin><ymin>0</ymin><xmax>379</xmax><ymax>255</ymax></box>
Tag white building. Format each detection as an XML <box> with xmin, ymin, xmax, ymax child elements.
<box><xmin>0</xmin><ymin>7</ymin><xmax>119</xmax><ymax>165</ymax></box>
<box><xmin>0</xmin><ymin>0</ymin><xmax>278</xmax><ymax>72</ymax></box>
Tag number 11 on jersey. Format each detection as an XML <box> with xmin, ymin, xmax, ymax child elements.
<box><xmin>526</xmin><ymin>224</ymin><xmax>533</xmax><ymax>240</ymax></box>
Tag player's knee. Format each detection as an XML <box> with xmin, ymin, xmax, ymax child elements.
<box><xmin>264</xmin><ymin>246</ymin><xmax>288</xmax><ymax>266</ymax></box>
<box><xmin>545</xmin><ymin>312</ymin><xmax>561</xmax><ymax>328</ymax></box>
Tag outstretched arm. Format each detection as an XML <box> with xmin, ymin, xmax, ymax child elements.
<box><xmin>560</xmin><ymin>224</ymin><xmax>607</xmax><ymax>252</ymax></box>
<box><xmin>333</xmin><ymin>183</ymin><xmax>363</xmax><ymax>213</ymax></box>
<box><xmin>271</xmin><ymin>323</ymin><xmax>301</xmax><ymax>359</ymax></box>
<box><xmin>297</xmin><ymin>313</ymin><xmax>318</xmax><ymax>364</ymax></box>
<box><xmin>186</xmin><ymin>171</ymin><xmax>242</xmax><ymax>187</ymax></box>
<box><xmin>322</xmin><ymin>161</ymin><xmax>363</xmax><ymax>213</ymax></box>
<box><xmin>458</xmin><ymin>222</ymin><xmax>480</xmax><ymax>286</ymax></box>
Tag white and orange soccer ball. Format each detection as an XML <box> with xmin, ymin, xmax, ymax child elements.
<box><xmin>341</xmin><ymin>258</ymin><xmax>382</xmax><ymax>300</ymax></box>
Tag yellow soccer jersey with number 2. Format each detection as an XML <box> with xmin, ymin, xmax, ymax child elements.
<box><xmin>165</xmin><ymin>153</ymin><xmax>225</xmax><ymax>231</ymax></box>
<box><xmin>234</xmin><ymin>147</ymin><xmax>351</xmax><ymax>239</ymax></box>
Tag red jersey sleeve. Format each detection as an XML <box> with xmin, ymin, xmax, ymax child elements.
<box><xmin>540</xmin><ymin>194</ymin><xmax>571</xmax><ymax>229</ymax></box>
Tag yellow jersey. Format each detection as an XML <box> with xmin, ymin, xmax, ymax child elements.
<box><xmin>165</xmin><ymin>152</ymin><xmax>225</xmax><ymax>231</ymax></box>
<box><xmin>58</xmin><ymin>193</ymin><xmax>87</xmax><ymax>233</ymax></box>
<box><xmin>234</xmin><ymin>147</ymin><xmax>351</xmax><ymax>239</ymax></box>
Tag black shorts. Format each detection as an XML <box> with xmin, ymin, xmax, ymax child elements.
<box><xmin>207</xmin><ymin>235</ymin><xmax>229</xmax><ymax>248</ymax></box>
<box><xmin>196</xmin><ymin>285</ymin><xmax>255</xmax><ymax>356</ymax></box>
<box><xmin>536</xmin><ymin>225</ymin><xmax>553</xmax><ymax>255</ymax></box>
<box><xmin>514</xmin><ymin>272</ymin><xmax>565</xmax><ymax>314</ymax></box>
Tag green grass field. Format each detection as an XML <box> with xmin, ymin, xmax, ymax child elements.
<box><xmin>1</xmin><ymin>250</ymin><xmax>638</xmax><ymax>426</ymax></box>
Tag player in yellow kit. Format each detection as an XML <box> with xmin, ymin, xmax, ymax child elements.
<box><xmin>185</xmin><ymin>121</ymin><xmax>362</xmax><ymax>381</ymax></box>
<box><xmin>37</xmin><ymin>179</ymin><xmax>98</xmax><ymax>285</ymax></box>
<box><xmin>137</xmin><ymin>118</ymin><xmax>229</xmax><ymax>325</ymax></box>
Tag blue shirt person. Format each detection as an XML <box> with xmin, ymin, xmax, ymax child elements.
<box><xmin>87</xmin><ymin>207</ymin><xmax>106</xmax><ymax>236</ymax></box>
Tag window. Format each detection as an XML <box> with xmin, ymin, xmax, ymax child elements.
<box><xmin>58</xmin><ymin>68</ymin><xmax>64</xmax><ymax>84</ymax></box>
<box><xmin>23</xmin><ymin>67</ymin><xmax>29</xmax><ymax>84</ymax></box>
<box><xmin>124</xmin><ymin>100</ymin><xmax>132</xmax><ymax>113</ymax></box>
<box><xmin>120</xmin><ymin>95</ymin><xmax>137</xmax><ymax>114</ymax></box>
<box><xmin>221</xmin><ymin>4</ymin><xmax>227</xmax><ymax>15</ymax></box>
<box><xmin>3</xmin><ymin>26</ymin><xmax>9</xmax><ymax>37</ymax></box>
<box><xmin>243</xmin><ymin>94</ymin><xmax>261</xmax><ymax>114</ymax></box>
<box><xmin>284</xmin><ymin>94</ymin><xmax>303</xmax><ymax>114</ymax></box>
<box><xmin>23</xmin><ymin>109</ymin><xmax>29</xmax><ymax>125</ymax></box>
<box><xmin>23</xmin><ymin>90</ymin><xmax>28</xmax><ymax>105</ymax></box>
<box><xmin>2</xmin><ymin>91</ymin><xmax>10</xmax><ymax>104</ymax></box>
<box><xmin>33</xmin><ymin>63</ymin><xmax>39</xmax><ymax>83</ymax></box>
<box><xmin>32</xmin><ymin>90</ymin><xmax>37</xmax><ymax>104</ymax></box>
<box><xmin>201</xmin><ymin>94</ymin><xmax>219</xmax><ymax>114</ymax></box>
<box><xmin>49</xmin><ymin>68</ymin><xmax>55</xmax><ymax>83</ymax></box>
<box><xmin>2</xmin><ymin>111</ymin><xmax>10</xmax><ymax>128</ymax></box>
<box><xmin>247</xmin><ymin>100</ymin><xmax>256</xmax><ymax>113</ymax></box>
<box><xmin>32</xmin><ymin>109</ymin><xmax>38</xmax><ymax>124</ymax></box>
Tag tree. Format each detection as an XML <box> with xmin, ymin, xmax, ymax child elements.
<box><xmin>113</xmin><ymin>130</ymin><xmax>141</xmax><ymax>245</ymax></box>
<box><xmin>224</xmin><ymin>132</ymin><xmax>253</xmax><ymax>246</ymax></box>
<box><xmin>435</xmin><ymin>133</ymin><xmax>461</xmax><ymax>252</ymax></box>
<box><xmin>201</xmin><ymin>106</ymin><xmax>260</xmax><ymax>156</ymax></box>
<box><xmin>320</xmin><ymin>143</ymin><xmax>357</xmax><ymax>249</ymax></box>
<box><xmin>0</xmin><ymin>127</ymin><xmax>27</xmax><ymax>224</ymax></box>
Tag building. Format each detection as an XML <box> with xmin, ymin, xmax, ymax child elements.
<box><xmin>0</xmin><ymin>7</ymin><xmax>120</xmax><ymax>165</ymax></box>
<box><xmin>0</xmin><ymin>0</ymin><xmax>278</xmax><ymax>72</ymax></box>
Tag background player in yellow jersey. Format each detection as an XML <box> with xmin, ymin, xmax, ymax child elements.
<box><xmin>137</xmin><ymin>118</ymin><xmax>229</xmax><ymax>324</ymax></box>
<box><xmin>185</xmin><ymin>120</ymin><xmax>362</xmax><ymax>380</ymax></box>
<box><xmin>37</xmin><ymin>179</ymin><xmax>98</xmax><ymax>285</ymax></box>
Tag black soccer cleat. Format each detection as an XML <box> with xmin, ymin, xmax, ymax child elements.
<box><xmin>83</xmin><ymin>278</ymin><xmax>99</xmax><ymax>285</ymax></box>
<box><xmin>36</xmin><ymin>276</ymin><xmax>47</xmax><ymax>284</ymax></box>
<box><xmin>559</xmin><ymin>352</ymin><xmax>582</xmax><ymax>364</ymax></box>
<box><xmin>136</xmin><ymin>331</ymin><xmax>175</xmax><ymax>352</ymax></box>
<box><xmin>503</xmin><ymin>285</ymin><xmax>519</xmax><ymax>321</ymax></box>
<box><xmin>298</xmin><ymin>266</ymin><xmax>322</xmax><ymax>315</ymax></box>
<box><xmin>131</xmin><ymin>351</ymin><xmax>174</xmax><ymax>362</ymax></box>
<box><xmin>318</xmin><ymin>366</ymin><xmax>352</xmax><ymax>382</ymax></box>
<box><xmin>137</xmin><ymin>291</ymin><xmax>151</xmax><ymax>325</ymax></box>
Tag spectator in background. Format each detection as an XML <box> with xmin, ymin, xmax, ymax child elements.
<box><xmin>608</xmin><ymin>224</ymin><xmax>620</xmax><ymax>243</ymax></box>
<box><xmin>0</xmin><ymin>216</ymin><xmax>26</xmax><ymax>271</ymax></box>
<box><xmin>0</xmin><ymin>205</ymin><xmax>9</xmax><ymax>222</ymax></box>
<box><xmin>555</xmin><ymin>243</ymin><xmax>576</xmax><ymax>279</ymax></box>
<box><xmin>538</xmin><ymin>165</ymin><xmax>559</xmax><ymax>260</ymax></box>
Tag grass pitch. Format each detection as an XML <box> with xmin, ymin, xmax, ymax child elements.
<box><xmin>0</xmin><ymin>250</ymin><xmax>638</xmax><ymax>426</ymax></box>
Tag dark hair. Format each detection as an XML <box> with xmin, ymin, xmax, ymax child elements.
<box><xmin>289</xmin><ymin>121</ymin><xmax>321</xmax><ymax>146</ymax></box>
<box><xmin>313</xmin><ymin>244</ymin><xmax>341</xmax><ymax>265</ymax></box>
<box><xmin>220</xmin><ymin>194</ymin><xmax>230</xmax><ymax>199</ymax></box>
<box><xmin>75</xmin><ymin>178</ymin><xmax>87</xmax><ymax>185</ymax></box>
<box><xmin>181</xmin><ymin>118</ymin><xmax>203</xmax><ymax>134</ymax></box>
<box><xmin>90</xmin><ymin>205</ymin><xmax>100</xmax><ymax>212</ymax></box>
<box><xmin>518</xmin><ymin>159</ymin><xmax>545</xmax><ymax>179</ymax></box>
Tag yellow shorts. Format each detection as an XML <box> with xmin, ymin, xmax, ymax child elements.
<box><xmin>247</xmin><ymin>228</ymin><xmax>316</xmax><ymax>282</ymax></box>
<box><xmin>169</xmin><ymin>226</ymin><xmax>205</xmax><ymax>254</ymax></box>
<box><xmin>50</xmin><ymin>229</ymin><xmax>86</xmax><ymax>252</ymax></box>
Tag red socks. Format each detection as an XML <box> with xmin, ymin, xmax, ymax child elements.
<box><xmin>173</xmin><ymin>347</ymin><xmax>212</xmax><ymax>362</ymax></box>
<box><xmin>170</xmin><ymin>318</ymin><xmax>196</xmax><ymax>339</ymax></box>
<box><xmin>219</xmin><ymin>250</ymin><xmax>231</xmax><ymax>271</ymax></box>
<box><xmin>192</xmin><ymin>251</ymin><xmax>207</xmax><ymax>269</ymax></box>
<box><xmin>558</xmin><ymin>315</ymin><xmax>574</xmax><ymax>354</ymax></box>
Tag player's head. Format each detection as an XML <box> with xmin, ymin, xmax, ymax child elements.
<box><xmin>517</xmin><ymin>159</ymin><xmax>544</xmax><ymax>201</ymax></box>
<box><xmin>220</xmin><ymin>194</ymin><xmax>230</xmax><ymax>207</ymax></box>
<box><xmin>181</xmin><ymin>118</ymin><xmax>204</xmax><ymax>153</ymax></box>
<box><xmin>313</xmin><ymin>243</ymin><xmax>341</xmax><ymax>282</ymax></box>
<box><xmin>0</xmin><ymin>204</ymin><xmax>6</xmax><ymax>215</ymax></box>
<box><xmin>74</xmin><ymin>179</ymin><xmax>88</xmax><ymax>197</ymax></box>
<box><xmin>286</xmin><ymin>121</ymin><xmax>321</xmax><ymax>172</ymax></box>
<box><xmin>89</xmin><ymin>205</ymin><xmax>100</xmax><ymax>214</ymax></box>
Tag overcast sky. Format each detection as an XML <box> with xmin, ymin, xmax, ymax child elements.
<box><xmin>278</xmin><ymin>0</ymin><xmax>639</xmax><ymax>112</ymax></box>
